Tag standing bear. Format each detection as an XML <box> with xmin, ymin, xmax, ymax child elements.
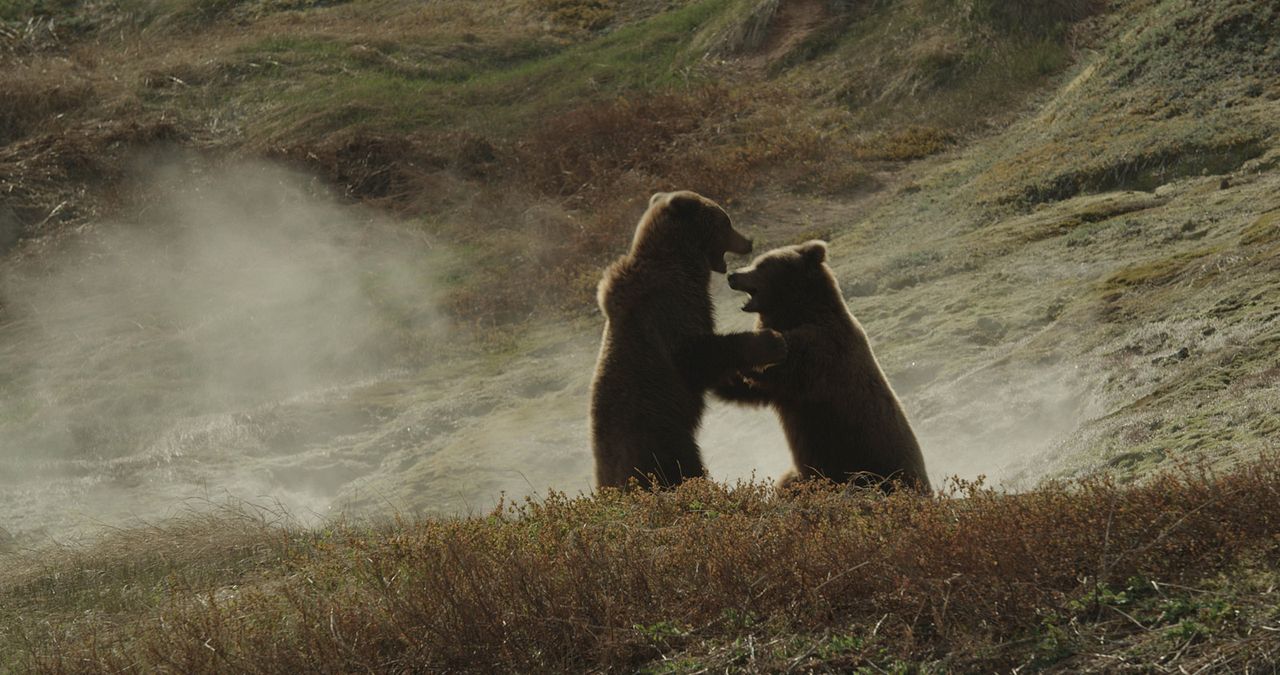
<box><xmin>716</xmin><ymin>240</ymin><xmax>931</xmax><ymax>494</ymax></box>
<box><xmin>591</xmin><ymin>191</ymin><xmax>787</xmax><ymax>489</ymax></box>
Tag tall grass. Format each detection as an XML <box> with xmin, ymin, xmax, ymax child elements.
<box><xmin>963</xmin><ymin>0</ymin><xmax>1106</xmax><ymax>36</ymax></box>
<box><xmin>0</xmin><ymin>63</ymin><xmax>93</xmax><ymax>143</ymax></box>
<box><xmin>2</xmin><ymin>0</ymin><xmax>1109</xmax><ymax>325</ymax></box>
<box><xmin>7</xmin><ymin>456</ymin><xmax>1280</xmax><ymax>672</ymax></box>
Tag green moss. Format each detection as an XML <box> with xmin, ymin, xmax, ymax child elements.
<box><xmin>0</xmin><ymin>0</ymin><xmax>75</xmax><ymax>20</ymax></box>
<box><xmin>1010</xmin><ymin>38</ymin><xmax>1071</xmax><ymax>79</ymax></box>
<box><xmin>1104</xmin><ymin>248</ymin><xmax>1219</xmax><ymax>290</ymax></box>
<box><xmin>963</xmin><ymin>0</ymin><xmax>1104</xmax><ymax>37</ymax></box>
<box><xmin>230</xmin><ymin>0</ymin><xmax>730</xmax><ymax>141</ymax></box>
<box><xmin>1015</xmin><ymin>136</ymin><xmax>1268</xmax><ymax>205</ymax></box>
<box><xmin>1241</xmin><ymin>210</ymin><xmax>1280</xmax><ymax>246</ymax></box>
<box><xmin>538</xmin><ymin>0</ymin><xmax>616</xmax><ymax>32</ymax></box>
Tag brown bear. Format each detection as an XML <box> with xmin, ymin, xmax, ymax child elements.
<box><xmin>715</xmin><ymin>240</ymin><xmax>931</xmax><ymax>494</ymax></box>
<box><xmin>590</xmin><ymin>191</ymin><xmax>787</xmax><ymax>489</ymax></box>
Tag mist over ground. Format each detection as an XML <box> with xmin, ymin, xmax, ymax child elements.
<box><xmin>2</xmin><ymin>0</ymin><xmax>1270</xmax><ymax>558</ymax></box>
<box><xmin>0</xmin><ymin>160</ymin><xmax>449</xmax><ymax>541</ymax></box>
<box><xmin>702</xmin><ymin>276</ymin><xmax>1097</xmax><ymax>490</ymax></box>
<box><xmin>0</xmin><ymin>157</ymin><xmax>1096</xmax><ymax>546</ymax></box>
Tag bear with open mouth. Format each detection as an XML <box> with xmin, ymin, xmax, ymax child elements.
<box><xmin>716</xmin><ymin>240</ymin><xmax>931</xmax><ymax>494</ymax></box>
<box><xmin>590</xmin><ymin>191</ymin><xmax>787</xmax><ymax>489</ymax></box>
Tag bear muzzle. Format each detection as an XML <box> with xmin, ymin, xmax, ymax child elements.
<box><xmin>712</xmin><ymin>232</ymin><xmax>751</xmax><ymax>274</ymax></box>
<box><xmin>726</xmin><ymin>270</ymin><xmax>762</xmax><ymax>312</ymax></box>
<box><xmin>726</xmin><ymin>270</ymin><xmax>754</xmax><ymax>292</ymax></box>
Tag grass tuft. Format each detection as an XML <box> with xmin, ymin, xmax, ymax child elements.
<box><xmin>0</xmin><ymin>62</ymin><xmax>94</xmax><ymax>144</ymax></box>
<box><xmin>6</xmin><ymin>457</ymin><xmax>1280</xmax><ymax>671</ymax></box>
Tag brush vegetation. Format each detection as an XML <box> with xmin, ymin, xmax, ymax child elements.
<box><xmin>0</xmin><ymin>0</ymin><xmax>1109</xmax><ymax>322</ymax></box>
<box><xmin>4</xmin><ymin>0</ymin><xmax>1280</xmax><ymax>670</ymax></box>
<box><xmin>4</xmin><ymin>457</ymin><xmax>1280</xmax><ymax>672</ymax></box>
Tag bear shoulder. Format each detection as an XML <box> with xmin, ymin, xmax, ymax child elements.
<box><xmin>597</xmin><ymin>256</ymin><xmax>659</xmax><ymax>320</ymax></box>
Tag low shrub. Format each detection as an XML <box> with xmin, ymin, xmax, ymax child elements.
<box><xmin>9</xmin><ymin>456</ymin><xmax>1280</xmax><ymax>672</ymax></box>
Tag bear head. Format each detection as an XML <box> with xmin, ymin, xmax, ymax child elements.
<box><xmin>726</xmin><ymin>240</ymin><xmax>840</xmax><ymax>330</ymax></box>
<box><xmin>630</xmin><ymin>191</ymin><xmax>751</xmax><ymax>273</ymax></box>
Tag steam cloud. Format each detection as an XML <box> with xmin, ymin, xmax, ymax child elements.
<box><xmin>0</xmin><ymin>160</ymin><xmax>1094</xmax><ymax>546</ymax></box>
<box><xmin>700</xmin><ymin>274</ymin><xmax>1098</xmax><ymax>491</ymax></box>
<box><xmin>0</xmin><ymin>160</ymin><xmax>446</xmax><ymax>542</ymax></box>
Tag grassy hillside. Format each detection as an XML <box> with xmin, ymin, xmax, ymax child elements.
<box><xmin>4</xmin><ymin>460</ymin><xmax>1280</xmax><ymax>671</ymax></box>
<box><xmin>3</xmin><ymin>0</ymin><xmax>1280</xmax><ymax>670</ymax></box>
<box><xmin>1</xmin><ymin>0</ymin><xmax>1104</xmax><ymax>320</ymax></box>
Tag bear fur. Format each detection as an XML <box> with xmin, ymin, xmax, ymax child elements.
<box><xmin>716</xmin><ymin>240</ymin><xmax>931</xmax><ymax>493</ymax></box>
<box><xmin>590</xmin><ymin>191</ymin><xmax>787</xmax><ymax>489</ymax></box>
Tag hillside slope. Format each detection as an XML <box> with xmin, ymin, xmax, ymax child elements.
<box><xmin>1</xmin><ymin>0</ymin><xmax>1277</xmax><ymax>541</ymax></box>
<box><xmin>2</xmin><ymin>0</ymin><xmax>1280</xmax><ymax>669</ymax></box>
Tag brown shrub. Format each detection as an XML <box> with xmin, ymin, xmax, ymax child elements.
<box><xmin>268</xmin><ymin>130</ymin><xmax>509</xmax><ymax>205</ymax></box>
<box><xmin>967</xmin><ymin>0</ymin><xmax>1108</xmax><ymax>36</ymax></box>
<box><xmin>499</xmin><ymin>87</ymin><xmax>880</xmax><ymax>320</ymax></box>
<box><xmin>515</xmin><ymin>87</ymin><xmax>730</xmax><ymax>202</ymax></box>
<box><xmin>0</xmin><ymin>64</ymin><xmax>95</xmax><ymax>144</ymax></box>
<box><xmin>0</xmin><ymin>116</ymin><xmax>183</xmax><ymax>249</ymax></box>
<box><xmin>536</xmin><ymin>0</ymin><xmax>616</xmax><ymax>32</ymax></box>
<box><xmin>16</xmin><ymin>455</ymin><xmax>1280</xmax><ymax>672</ymax></box>
<box><xmin>515</xmin><ymin>85</ymin><xmax>878</xmax><ymax>204</ymax></box>
<box><xmin>265</xmin><ymin>87</ymin><xmax>934</xmax><ymax>325</ymax></box>
<box><xmin>850</xmin><ymin>126</ymin><xmax>956</xmax><ymax>161</ymax></box>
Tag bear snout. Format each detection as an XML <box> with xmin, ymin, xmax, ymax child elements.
<box><xmin>726</xmin><ymin>269</ymin><xmax>756</xmax><ymax>292</ymax></box>
<box><xmin>727</xmin><ymin>230</ymin><xmax>753</xmax><ymax>256</ymax></box>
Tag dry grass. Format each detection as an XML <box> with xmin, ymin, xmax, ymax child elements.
<box><xmin>0</xmin><ymin>116</ymin><xmax>184</xmax><ymax>252</ymax></box>
<box><xmin>0</xmin><ymin>62</ymin><xmax>94</xmax><ymax>144</ymax></box>
<box><xmin>2</xmin><ymin>2</ymin><xmax>1279</xmax><ymax>669</ymax></box>
<box><xmin>0</xmin><ymin>0</ymin><xmax>1102</xmax><ymax>324</ymax></box>
<box><xmin>396</xmin><ymin>84</ymin><xmax>880</xmax><ymax>323</ymax></box>
<box><xmin>962</xmin><ymin>0</ymin><xmax>1108</xmax><ymax>36</ymax></box>
<box><xmin>6</xmin><ymin>456</ymin><xmax>1280</xmax><ymax>672</ymax></box>
<box><xmin>850</xmin><ymin>126</ymin><xmax>956</xmax><ymax>162</ymax></box>
<box><xmin>536</xmin><ymin>0</ymin><xmax>617</xmax><ymax>33</ymax></box>
<box><xmin>975</xmin><ymin>0</ymin><xmax>1279</xmax><ymax>207</ymax></box>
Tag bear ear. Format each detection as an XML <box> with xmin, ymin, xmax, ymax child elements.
<box><xmin>664</xmin><ymin>191</ymin><xmax>704</xmax><ymax>218</ymax></box>
<box><xmin>798</xmin><ymin>240</ymin><xmax>828</xmax><ymax>265</ymax></box>
<box><xmin>649</xmin><ymin>192</ymin><xmax>667</xmax><ymax>208</ymax></box>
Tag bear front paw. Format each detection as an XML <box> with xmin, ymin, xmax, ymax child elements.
<box><xmin>747</xmin><ymin>329</ymin><xmax>787</xmax><ymax>365</ymax></box>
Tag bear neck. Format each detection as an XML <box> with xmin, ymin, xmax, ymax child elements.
<box><xmin>629</xmin><ymin>240</ymin><xmax>712</xmax><ymax>283</ymax></box>
<box><xmin>630</xmin><ymin>213</ymin><xmax>713</xmax><ymax>274</ymax></box>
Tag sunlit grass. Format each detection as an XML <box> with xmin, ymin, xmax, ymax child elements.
<box><xmin>4</xmin><ymin>457</ymin><xmax>1280</xmax><ymax>671</ymax></box>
